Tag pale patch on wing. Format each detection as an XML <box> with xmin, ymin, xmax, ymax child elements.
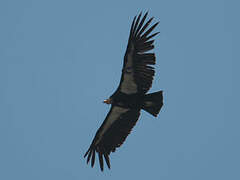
<box><xmin>144</xmin><ymin>101</ymin><xmax>154</xmax><ymax>106</ymax></box>
<box><xmin>120</xmin><ymin>44</ymin><xmax>138</xmax><ymax>94</ymax></box>
<box><xmin>96</xmin><ymin>106</ymin><xmax>129</xmax><ymax>144</ymax></box>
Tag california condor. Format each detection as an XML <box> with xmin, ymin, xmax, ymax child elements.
<box><xmin>84</xmin><ymin>12</ymin><xmax>163</xmax><ymax>171</ymax></box>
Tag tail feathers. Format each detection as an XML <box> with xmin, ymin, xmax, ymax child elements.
<box><xmin>142</xmin><ymin>91</ymin><xmax>163</xmax><ymax>117</ymax></box>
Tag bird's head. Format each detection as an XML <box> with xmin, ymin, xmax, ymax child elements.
<box><xmin>103</xmin><ymin>98</ymin><xmax>112</xmax><ymax>105</ymax></box>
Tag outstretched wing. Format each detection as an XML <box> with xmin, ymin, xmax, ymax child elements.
<box><xmin>84</xmin><ymin>106</ymin><xmax>140</xmax><ymax>171</ymax></box>
<box><xmin>118</xmin><ymin>12</ymin><xmax>159</xmax><ymax>95</ymax></box>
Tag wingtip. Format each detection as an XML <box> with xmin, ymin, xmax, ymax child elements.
<box><xmin>141</xmin><ymin>10</ymin><xmax>148</xmax><ymax>17</ymax></box>
<box><xmin>91</xmin><ymin>150</ymin><xmax>96</xmax><ymax>167</ymax></box>
<box><xmin>139</xmin><ymin>11</ymin><xmax>142</xmax><ymax>16</ymax></box>
<box><xmin>98</xmin><ymin>153</ymin><xmax>104</xmax><ymax>172</ymax></box>
<box><xmin>137</xmin><ymin>12</ymin><xmax>142</xmax><ymax>19</ymax></box>
<box><xmin>85</xmin><ymin>145</ymin><xmax>112</xmax><ymax>171</ymax></box>
<box><xmin>86</xmin><ymin>149</ymin><xmax>92</xmax><ymax>164</ymax></box>
<box><xmin>144</xmin><ymin>11</ymin><xmax>149</xmax><ymax>18</ymax></box>
<box><xmin>104</xmin><ymin>153</ymin><xmax>111</xmax><ymax>169</ymax></box>
<box><xmin>84</xmin><ymin>147</ymin><xmax>90</xmax><ymax>158</ymax></box>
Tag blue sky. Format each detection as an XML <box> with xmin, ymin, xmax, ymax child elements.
<box><xmin>1</xmin><ymin>0</ymin><xmax>239</xmax><ymax>179</ymax></box>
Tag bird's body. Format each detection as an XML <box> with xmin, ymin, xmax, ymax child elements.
<box><xmin>84</xmin><ymin>12</ymin><xmax>163</xmax><ymax>171</ymax></box>
<box><xmin>110</xmin><ymin>91</ymin><xmax>144</xmax><ymax>109</ymax></box>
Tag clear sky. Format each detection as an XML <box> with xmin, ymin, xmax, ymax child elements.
<box><xmin>1</xmin><ymin>0</ymin><xmax>239</xmax><ymax>179</ymax></box>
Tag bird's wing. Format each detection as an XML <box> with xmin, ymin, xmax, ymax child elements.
<box><xmin>84</xmin><ymin>105</ymin><xmax>140</xmax><ymax>171</ymax></box>
<box><xmin>117</xmin><ymin>12</ymin><xmax>159</xmax><ymax>95</ymax></box>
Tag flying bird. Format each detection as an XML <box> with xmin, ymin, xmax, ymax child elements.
<box><xmin>84</xmin><ymin>12</ymin><xmax>163</xmax><ymax>171</ymax></box>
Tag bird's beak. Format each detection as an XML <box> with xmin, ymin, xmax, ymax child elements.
<box><xmin>103</xmin><ymin>98</ymin><xmax>112</xmax><ymax>104</ymax></box>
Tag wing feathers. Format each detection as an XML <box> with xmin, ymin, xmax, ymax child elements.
<box><xmin>86</xmin><ymin>149</ymin><xmax>92</xmax><ymax>164</ymax></box>
<box><xmin>141</xmin><ymin>22</ymin><xmax>159</xmax><ymax>39</ymax></box>
<box><xmin>143</xmin><ymin>32</ymin><xmax>159</xmax><ymax>42</ymax></box>
<box><xmin>119</xmin><ymin>12</ymin><xmax>159</xmax><ymax>94</ymax></box>
<box><xmin>137</xmin><ymin>17</ymin><xmax>154</xmax><ymax>37</ymax></box>
<box><xmin>132</xmin><ymin>12</ymin><xmax>142</xmax><ymax>35</ymax></box>
<box><xmin>104</xmin><ymin>154</ymin><xmax>111</xmax><ymax>169</ymax></box>
<box><xmin>137</xmin><ymin>53</ymin><xmax>155</xmax><ymax>62</ymax></box>
<box><xmin>135</xmin><ymin>12</ymin><xmax>148</xmax><ymax>36</ymax></box>
<box><xmin>84</xmin><ymin>147</ymin><xmax>90</xmax><ymax>158</ymax></box>
<box><xmin>91</xmin><ymin>150</ymin><xmax>95</xmax><ymax>167</ymax></box>
<box><xmin>130</xmin><ymin>16</ymin><xmax>136</xmax><ymax>35</ymax></box>
<box><xmin>98</xmin><ymin>152</ymin><xmax>104</xmax><ymax>171</ymax></box>
<box><xmin>84</xmin><ymin>106</ymin><xmax>140</xmax><ymax>171</ymax></box>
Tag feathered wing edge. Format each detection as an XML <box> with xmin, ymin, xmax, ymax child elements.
<box><xmin>129</xmin><ymin>11</ymin><xmax>159</xmax><ymax>44</ymax></box>
<box><xmin>124</xmin><ymin>11</ymin><xmax>159</xmax><ymax>94</ymax></box>
<box><xmin>84</xmin><ymin>145</ymin><xmax>110</xmax><ymax>171</ymax></box>
<box><xmin>84</xmin><ymin>107</ymin><xmax>140</xmax><ymax>171</ymax></box>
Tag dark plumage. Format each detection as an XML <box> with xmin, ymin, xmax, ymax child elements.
<box><xmin>84</xmin><ymin>12</ymin><xmax>163</xmax><ymax>171</ymax></box>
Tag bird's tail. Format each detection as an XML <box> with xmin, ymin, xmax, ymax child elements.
<box><xmin>142</xmin><ymin>91</ymin><xmax>163</xmax><ymax>117</ymax></box>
